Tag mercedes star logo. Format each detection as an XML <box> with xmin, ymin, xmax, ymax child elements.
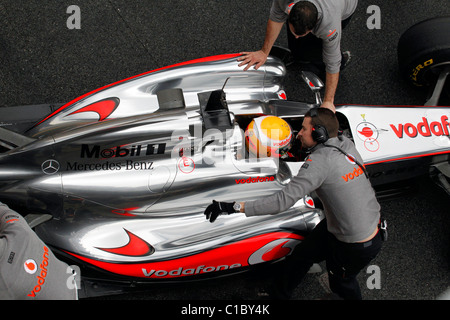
<box><xmin>41</xmin><ymin>159</ymin><xmax>60</xmax><ymax>175</ymax></box>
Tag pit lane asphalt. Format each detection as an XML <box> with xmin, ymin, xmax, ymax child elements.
<box><xmin>0</xmin><ymin>0</ymin><xmax>449</xmax><ymax>301</ymax></box>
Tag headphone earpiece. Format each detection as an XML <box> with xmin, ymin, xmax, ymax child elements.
<box><xmin>311</xmin><ymin>124</ymin><xmax>329</xmax><ymax>144</ymax></box>
<box><xmin>309</xmin><ymin>107</ymin><xmax>329</xmax><ymax>144</ymax></box>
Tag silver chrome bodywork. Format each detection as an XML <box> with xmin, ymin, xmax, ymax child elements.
<box><xmin>26</xmin><ymin>54</ymin><xmax>287</xmax><ymax>137</ymax></box>
<box><xmin>0</xmin><ymin>54</ymin><xmax>449</xmax><ymax>296</ymax></box>
<box><xmin>0</xmin><ymin>55</ymin><xmax>322</xmax><ymax>291</ymax></box>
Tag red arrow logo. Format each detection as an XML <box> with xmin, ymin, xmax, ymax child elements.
<box><xmin>97</xmin><ymin>229</ymin><xmax>154</xmax><ymax>257</ymax></box>
<box><xmin>67</xmin><ymin>97</ymin><xmax>119</xmax><ymax>121</ymax></box>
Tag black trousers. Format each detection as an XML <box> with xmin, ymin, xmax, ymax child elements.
<box><xmin>269</xmin><ymin>219</ymin><xmax>382</xmax><ymax>299</ymax></box>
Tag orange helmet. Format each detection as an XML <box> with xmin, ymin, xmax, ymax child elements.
<box><xmin>245</xmin><ymin>116</ymin><xmax>293</xmax><ymax>158</ymax></box>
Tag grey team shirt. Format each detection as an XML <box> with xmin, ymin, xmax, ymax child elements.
<box><xmin>0</xmin><ymin>203</ymin><xmax>77</xmax><ymax>300</ymax></box>
<box><xmin>270</xmin><ymin>0</ymin><xmax>358</xmax><ymax>74</ymax></box>
<box><xmin>245</xmin><ymin>136</ymin><xmax>380</xmax><ymax>243</ymax></box>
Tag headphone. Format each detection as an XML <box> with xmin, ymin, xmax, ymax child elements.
<box><xmin>310</xmin><ymin>107</ymin><xmax>330</xmax><ymax>144</ymax></box>
<box><xmin>308</xmin><ymin>108</ymin><xmax>369</xmax><ymax>179</ymax></box>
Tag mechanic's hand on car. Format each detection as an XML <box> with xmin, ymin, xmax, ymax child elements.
<box><xmin>320</xmin><ymin>101</ymin><xmax>336</xmax><ymax>113</ymax></box>
<box><xmin>237</xmin><ymin>50</ymin><xmax>268</xmax><ymax>71</ymax></box>
<box><xmin>204</xmin><ymin>200</ymin><xmax>235</xmax><ymax>223</ymax></box>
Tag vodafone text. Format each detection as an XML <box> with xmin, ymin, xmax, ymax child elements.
<box><xmin>142</xmin><ymin>263</ymin><xmax>242</xmax><ymax>278</ymax></box>
<box><xmin>390</xmin><ymin>115</ymin><xmax>450</xmax><ymax>139</ymax></box>
<box><xmin>28</xmin><ymin>246</ymin><xmax>50</xmax><ymax>298</ymax></box>
<box><xmin>235</xmin><ymin>176</ymin><xmax>275</xmax><ymax>184</ymax></box>
<box><xmin>342</xmin><ymin>167</ymin><xmax>365</xmax><ymax>182</ymax></box>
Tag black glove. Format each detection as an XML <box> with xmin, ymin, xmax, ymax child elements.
<box><xmin>204</xmin><ymin>200</ymin><xmax>235</xmax><ymax>223</ymax></box>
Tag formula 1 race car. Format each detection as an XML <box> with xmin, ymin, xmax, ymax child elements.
<box><xmin>0</xmin><ymin>17</ymin><xmax>449</xmax><ymax>298</ymax></box>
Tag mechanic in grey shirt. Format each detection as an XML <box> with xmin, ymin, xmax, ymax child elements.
<box><xmin>238</xmin><ymin>0</ymin><xmax>358</xmax><ymax>113</ymax></box>
<box><xmin>0</xmin><ymin>202</ymin><xmax>78</xmax><ymax>299</ymax></box>
<box><xmin>204</xmin><ymin>108</ymin><xmax>382</xmax><ymax>299</ymax></box>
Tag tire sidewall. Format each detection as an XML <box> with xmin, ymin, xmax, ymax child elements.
<box><xmin>404</xmin><ymin>50</ymin><xmax>449</xmax><ymax>86</ymax></box>
<box><xmin>398</xmin><ymin>16</ymin><xmax>450</xmax><ymax>87</ymax></box>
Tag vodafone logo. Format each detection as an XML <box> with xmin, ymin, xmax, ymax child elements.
<box><xmin>24</xmin><ymin>259</ymin><xmax>37</xmax><ymax>274</ymax></box>
<box><xmin>390</xmin><ymin>115</ymin><xmax>450</xmax><ymax>139</ymax></box>
<box><xmin>248</xmin><ymin>238</ymin><xmax>300</xmax><ymax>265</ymax></box>
<box><xmin>304</xmin><ymin>195</ymin><xmax>315</xmax><ymax>208</ymax></box>
<box><xmin>277</xmin><ymin>90</ymin><xmax>287</xmax><ymax>100</ymax></box>
<box><xmin>345</xmin><ymin>153</ymin><xmax>357</xmax><ymax>165</ymax></box>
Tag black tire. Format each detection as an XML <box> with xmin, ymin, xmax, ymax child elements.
<box><xmin>398</xmin><ymin>16</ymin><xmax>450</xmax><ymax>87</ymax></box>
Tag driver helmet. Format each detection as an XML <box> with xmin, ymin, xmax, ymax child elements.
<box><xmin>245</xmin><ymin>115</ymin><xmax>293</xmax><ymax>158</ymax></box>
